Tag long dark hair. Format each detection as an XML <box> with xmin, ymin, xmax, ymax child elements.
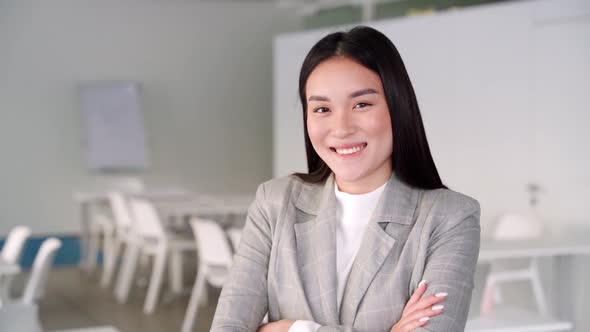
<box><xmin>294</xmin><ymin>26</ymin><xmax>446</xmax><ymax>190</ymax></box>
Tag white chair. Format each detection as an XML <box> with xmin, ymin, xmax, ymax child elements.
<box><xmin>100</xmin><ymin>192</ymin><xmax>134</xmax><ymax>288</ymax></box>
<box><xmin>114</xmin><ymin>197</ymin><xmax>195</xmax><ymax>314</ymax></box>
<box><xmin>181</xmin><ymin>218</ymin><xmax>234</xmax><ymax>332</ymax></box>
<box><xmin>86</xmin><ymin>213</ymin><xmax>114</xmax><ymax>277</ymax></box>
<box><xmin>78</xmin><ymin>176</ymin><xmax>144</xmax><ymax>271</ymax></box>
<box><xmin>1</xmin><ymin>237</ymin><xmax>59</xmax><ymax>306</ymax></box>
<box><xmin>0</xmin><ymin>226</ymin><xmax>32</xmax><ymax>300</ymax></box>
<box><xmin>75</xmin><ymin>193</ymin><xmax>105</xmax><ymax>272</ymax></box>
<box><xmin>481</xmin><ymin>214</ymin><xmax>548</xmax><ymax>315</ymax></box>
<box><xmin>467</xmin><ymin>214</ymin><xmax>572</xmax><ymax>332</ymax></box>
<box><xmin>4</xmin><ymin>237</ymin><xmax>63</xmax><ymax>306</ymax></box>
<box><xmin>1</xmin><ymin>226</ymin><xmax>32</xmax><ymax>264</ymax></box>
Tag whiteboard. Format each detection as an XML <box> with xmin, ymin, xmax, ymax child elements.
<box><xmin>78</xmin><ymin>82</ymin><xmax>149</xmax><ymax>171</ymax></box>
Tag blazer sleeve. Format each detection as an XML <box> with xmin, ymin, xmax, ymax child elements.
<box><xmin>414</xmin><ymin>198</ymin><xmax>481</xmax><ymax>332</ymax></box>
<box><xmin>211</xmin><ymin>183</ymin><xmax>272</xmax><ymax>332</ymax></box>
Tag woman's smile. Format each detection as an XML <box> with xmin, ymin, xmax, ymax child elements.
<box><xmin>330</xmin><ymin>142</ymin><xmax>367</xmax><ymax>156</ymax></box>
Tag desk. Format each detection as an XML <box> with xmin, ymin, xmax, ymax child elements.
<box><xmin>74</xmin><ymin>190</ymin><xmax>252</xmax><ymax>270</ymax></box>
<box><xmin>165</xmin><ymin>194</ymin><xmax>254</xmax><ymax>219</ymax></box>
<box><xmin>477</xmin><ymin>228</ymin><xmax>590</xmax><ymax>330</ymax></box>
<box><xmin>74</xmin><ymin>189</ymin><xmax>193</xmax><ymax>271</ymax></box>
<box><xmin>479</xmin><ymin>230</ymin><xmax>590</xmax><ymax>262</ymax></box>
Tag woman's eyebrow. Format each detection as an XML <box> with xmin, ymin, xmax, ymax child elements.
<box><xmin>308</xmin><ymin>95</ymin><xmax>329</xmax><ymax>102</ymax></box>
<box><xmin>350</xmin><ymin>88</ymin><xmax>378</xmax><ymax>98</ymax></box>
<box><xmin>308</xmin><ymin>88</ymin><xmax>378</xmax><ymax>102</ymax></box>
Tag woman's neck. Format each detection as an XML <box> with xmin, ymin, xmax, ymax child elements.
<box><xmin>335</xmin><ymin>169</ymin><xmax>392</xmax><ymax>194</ymax></box>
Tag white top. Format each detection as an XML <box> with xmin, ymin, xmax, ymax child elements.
<box><xmin>289</xmin><ymin>182</ymin><xmax>386</xmax><ymax>332</ymax></box>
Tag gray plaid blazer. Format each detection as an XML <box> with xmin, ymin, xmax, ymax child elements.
<box><xmin>211</xmin><ymin>173</ymin><xmax>480</xmax><ymax>332</ymax></box>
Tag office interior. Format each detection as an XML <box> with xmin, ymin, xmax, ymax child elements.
<box><xmin>0</xmin><ymin>0</ymin><xmax>588</xmax><ymax>331</ymax></box>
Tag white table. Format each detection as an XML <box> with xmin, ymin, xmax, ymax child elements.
<box><xmin>478</xmin><ymin>230</ymin><xmax>590</xmax><ymax>262</ymax></box>
<box><xmin>156</xmin><ymin>194</ymin><xmax>254</xmax><ymax>232</ymax></box>
<box><xmin>74</xmin><ymin>189</ymin><xmax>193</xmax><ymax>270</ymax></box>
<box><xmin>476</xmin><ymin>227</ymin><xmax>590</xmax><ymax>331</ymax></box>
<box><xmin>167</xmin><ymin>194</ymin><xmax>253</xmax><ymax>216</ymax></box>
<box><xmin>75</xmin><ymin>189</ymin><xmax>252</xmax><ymax>270</ymax></box>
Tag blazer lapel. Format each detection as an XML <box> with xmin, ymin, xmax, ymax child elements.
<box><xmin>339</xmin><ymin>175</ymin><xmax>420</xmax><ymax>325</ymax></box>
<box><xmin>294</xmin><ymin>175</ymin><xmax>340</xmax><ymax>325</ymax></box>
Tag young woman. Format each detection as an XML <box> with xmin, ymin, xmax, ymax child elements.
<box><xmin>211</xmin><ymin>26</ymin><xmax>480</xmax><ymax>332</ymax></box>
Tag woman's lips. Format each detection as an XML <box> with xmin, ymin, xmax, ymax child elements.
<box><xmin>330</xmin><ymin>143</ymin><xmax>367</xmax><ymax>155</ymax></box>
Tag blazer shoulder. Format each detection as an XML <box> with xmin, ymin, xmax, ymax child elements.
<box><xmin>417</xmin><ymin>188</ymin><xmax>481</xmax><ymax>242</ymax></box>
<box><xmin>423</xmin><ymin>188</ymin><xmax>480</xmax><ymax>225</ymax></box>
<box><xmin>257</xmin><ymin>174</ymin><xmax>316</xmax><ymax>207</ymax></box>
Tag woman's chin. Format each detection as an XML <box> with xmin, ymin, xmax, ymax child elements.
<box><xmin>333</xmin><ymin>171</ymin><xmax>366</xmax><ymax>185</ymax></box>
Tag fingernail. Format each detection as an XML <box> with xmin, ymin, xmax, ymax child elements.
<box><xmin>435</xmin><ymin>292</ymin><xmax>448</xmax><ymax>298</ymax></box>
<box><xmin>418</xmin><ymin>317</ymin><xmax>430</xmax><ymax>323</ymax></box>
<box><xmin>432</xmin><ymin>304</ymin><xmax>444</xmax><ymax>311</ymax></box>
<box><xmin>418</xmin><ymin>280</ymin><xmax>426</xmax><ymax>288</ymax></box>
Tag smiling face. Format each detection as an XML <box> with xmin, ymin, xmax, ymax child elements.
<box><xmin>305</xmin><ymin>56</ymin><xmax>393</xmax><ymax>194</ymax></box>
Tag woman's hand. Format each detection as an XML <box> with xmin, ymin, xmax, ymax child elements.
<box><xmin>390</xmin><ymin>281</ymin><xmax>447</xmax><ymax>332</ymax></box>
<box><xmin>257</xmin><ymin>319</ymin><xmax>295</xmax><ymax>332</ymax></box>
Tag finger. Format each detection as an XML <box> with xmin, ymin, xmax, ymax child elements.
<box><xmin>405</xmin><ymin>292</ymin><xmax>447</xmax><ymax>315</ymax></box>
<box><xmin>397</xmin><ymin>303</ymin><xmax>444</xmax><ymax>330</ymax></box>
<box><xmin>406</xmin><ymin>280</ymin><xmax>427</xmax><ymax>308</ymax></box>
<box><xmin>404</xmin><ymin>304</ymin><xmax>444</xmax><ymax>324</ymax></box>
<box><xmin>399</xmin><ymin>316</ymin><xmax>430</xmax><ymax>332</ymax></box>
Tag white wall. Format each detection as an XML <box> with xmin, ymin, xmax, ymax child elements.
<box><xmin>273</xmin><ymin>0</ymin><xmax>590</xmax><ymax>231</ymax></box>
<box><xmin>0</xmin><ymin>0</ymin><xmax>301</xmax><ymax>235</ymax></box>
<box><xmin>274</xmin><ymin>1</ymin><xmax>590</xmax><ymax>329</ymax></box>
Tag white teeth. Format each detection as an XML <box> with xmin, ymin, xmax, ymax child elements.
<box><xmin>335</xmin><ymin>145</ymin><xmax>364</xmax><ymax>155</ymax></box>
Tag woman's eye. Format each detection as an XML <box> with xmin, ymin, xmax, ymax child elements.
<box><xmin>354</xmin><ymin>102</ymin><xmax>371</xmax><ymax>110</ymax></box>
<box><xmin>313</xmin><ymin>107</ymin><xmax>330</xmax><ymax>113</ymax></box>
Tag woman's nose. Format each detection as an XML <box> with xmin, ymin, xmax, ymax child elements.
<box><xmin>331</xmin><ymin>110</ymin><xmax>355</xmax><ymax>138</ymax></box>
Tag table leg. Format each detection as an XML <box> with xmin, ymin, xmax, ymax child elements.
<box><xmin>551</xmin><ymin>255</ymin><xmax>575</xmax><ymax>324</ymax></box>
<box><xmin>79</xmin><ymin>201</ymin><xmax>91</xmax><ymax>271</ymax></box>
